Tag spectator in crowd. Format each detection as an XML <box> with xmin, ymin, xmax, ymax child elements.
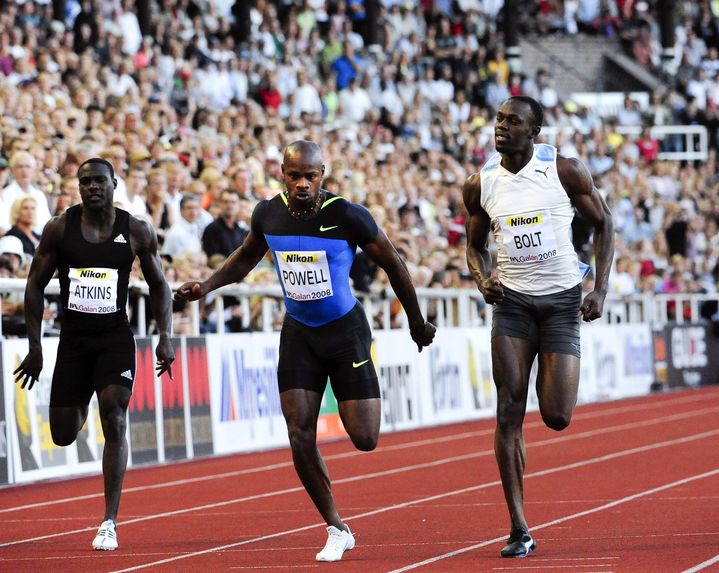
<box><xmin>116</xmin><ymin>166</ymin><xmax>149</xmax><ymax>217</ymax></box>
<box><xmin>6</xmin><ymin>194</ymin><xmax>41</xmax><ymax>257</ymax></box>
<box><xmin>227</xmin><ymin>164</ymin><xmax>254</xmax><ymax>200</ymax></box>
<box><xmin>161</xmin><ymin>194</ymin><xmax>205</xmax><ymax>260</ymax></box>
<box><xmin>202</xmin><ymin>189</ymin><xmax>249</xmax><ymax>259</ymax></box>
<box><xmin>3</xmin><ymin>151</ymin><xmax>52</xmax><ymax>235</ymax></box>
<box><xmin>0</xmin><ymin>0</ymin><xmax>715</xmax><ymax>332</ymax></box>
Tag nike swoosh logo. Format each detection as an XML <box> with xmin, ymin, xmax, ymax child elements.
<box><xmin>319</xmin><ymin>225</ymin><xmax>338</xmax><ymax>232</ymax></box>
<box><xmin>352</xmin><ymin>360</ymin><xmax>369</xmax><ymax>368</ymax></box>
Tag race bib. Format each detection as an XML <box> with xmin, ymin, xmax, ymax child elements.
<box><xmin>276</xmin><ymin>251</ymin><xmax>334</xmax><ymax>301</ymax></box>
<box><xmin>500</xmin><ymin>210</ymin><xmax>558</xmax><ymax>263</ymax></box>
<box><xmin>67</xmin><ymin>267</ymin><xmax>119</xmax><ymax>314</ymax></box>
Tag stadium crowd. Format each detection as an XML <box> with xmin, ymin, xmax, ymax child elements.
<box><xmin>0</xmin><ymin>0</ymin><xmax>718</xmax><ymax>335</ymax></box>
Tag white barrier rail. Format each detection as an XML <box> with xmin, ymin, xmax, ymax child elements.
<box><xmin>1</xmin><ymin>278</ymin><xmax>716</xmax><ymax>336</ymax></box>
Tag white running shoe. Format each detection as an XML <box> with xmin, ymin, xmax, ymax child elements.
<box><xmin>315</xmin><ymin>525</ymin><xmax>355</xmax><ymax>562</ymax></box>
<box><xmin>92</xmin><ymin>519</ymin><xmax>118</xmax><ymax>550</ymax></box>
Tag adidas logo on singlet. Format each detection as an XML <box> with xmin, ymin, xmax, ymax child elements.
<box><xmin>120</xmin><ymin>370</ymin><xmax>133</xmax><ymax>380</ymax></box>
<box><xmin>114</xmin><ymin>235</ymin><xmax>127</xmax><ymax>243</ymax></box>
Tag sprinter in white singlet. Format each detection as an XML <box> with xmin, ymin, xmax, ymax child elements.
<box><xmin>463</xmin><ymin>97</ymin><xmax>614</xmax><ymax>558</ymax></box>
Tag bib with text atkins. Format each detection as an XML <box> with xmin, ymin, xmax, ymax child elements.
<box><xmin>68</xmin><ymin>267</ymin><xmax>119</xmax><ymax>313</ymax></box>
<box><xmin>276</xmin><ymin>251</ymin><xmax>334</xmax><ymax>301</ymax></box>
<box><xmin>500</xmin><ymin>210</ymin><xmax>558</xmax><ymax>264</ymax></box>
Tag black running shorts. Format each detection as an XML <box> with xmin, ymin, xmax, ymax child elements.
<box><xmin>491</xmin><ymin>284</ymin><xmax>582</xmax><ymax>357</ymax></box>
<box><xmin>278</xmin><ymin>302</ymin><xmax>380</xmax><ymax>401</ymax></box>
<box><xmin>50</xmin><ymin>323</ymin><xmax>136</xmax><ymax>407</ymax></box>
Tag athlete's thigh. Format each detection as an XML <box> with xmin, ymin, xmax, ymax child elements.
<box><xmin>325</xmin><ymin>305</ymin><xmax>379</xmax><ymax>401</ymax></box>
<box><xmin>277</xmin><ymin>316</ymin><xmax>328</xmax><ymax>395</ymax></box>
<box><xmin>534</xmin><ymin>285</ymin><xmax>582</xmax><ymax>415</ymax></box>
<box><xmin>491</xmin><ymin>335</ymin><xmax>537</xmax><ymax>405</ymax></box>
<box><xmin>92</xmin><ymin>326</ymin><xmax>137</xmax><ymax>396</ymax></box>
<box><xmin>49</xmin><ymin>405</ymin><xmax>89</xmax><ymax>444</ymax></box>
<box><xmin>536</xmin><ymin>284</ymin><xmax>582</xmax><ymax>357</ymax></box>
<box><xmin>338</xmin><ymin>398</ymin><xmax>380</xmax><ymax>444</ymax></box>
<box><xmin>536</xmin><ymin>351</ymin><xmax>580</xmax><ymax>415</ymax></box>
<box><xmin>50</xmin><ymin>333</ymin><xmax>95</xmax><ymax>408</ymax></box>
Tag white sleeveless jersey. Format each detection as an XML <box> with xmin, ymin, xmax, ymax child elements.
<box><xmin>479</xmin><ymin>144</ymin><xmax>583</xmax><ymax>295</ymax></box>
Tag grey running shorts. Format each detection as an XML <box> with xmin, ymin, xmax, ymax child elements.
<box><xmin>491</xmin><ymin>284</ymin><xmax>582</xmax><ymax>357</ymax></box>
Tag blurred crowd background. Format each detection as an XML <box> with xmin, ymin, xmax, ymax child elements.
<box><xmin>0</xmin><ymin>0</ymin><xmax>718</xmax><ymax>335</ymax></box>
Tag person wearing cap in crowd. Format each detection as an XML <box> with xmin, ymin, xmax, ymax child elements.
<box><xmin>0</xmin><ymin>234</ymin><xmax>27</xmax><ymax>273</ymax></box>
<box><xmin>129</xmin><ymin>146</ymin><xmax>153</xmax><ymax>171</ymax></box>
<box><xmin>0</xmin><ymin>234</ymin><xmax>29</xmax><ymax>336</ymax></box>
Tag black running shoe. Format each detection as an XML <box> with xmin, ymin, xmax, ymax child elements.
<box><xmin>500</xmin><ymin>528</ymin><xmax>536</xmax><ymax>558</ymax></box>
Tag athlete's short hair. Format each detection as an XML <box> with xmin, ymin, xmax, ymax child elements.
<box><xmin>78</xmin><ymin>157</ymin><xmax>115</xmax><ymax>180</ymax></box>
<box><xmin>508</xmin><ymin>96</ymin><xmax>544</xmax><ymax>130</ymax></box>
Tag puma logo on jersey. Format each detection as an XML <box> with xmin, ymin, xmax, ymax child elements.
<box><xmin>114</xmin><ymin>235</ymin><xmax>127</xmax><ymax>243</ymax></box>
<box><xmin>535</xmin><ymin>167</ymin><xmax>550</xmax><ymax>178</ymax></box>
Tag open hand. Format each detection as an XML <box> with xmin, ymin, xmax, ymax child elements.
<box><xmin>13</xmin><ymin>348</ymin><xmax>43</xmax><ymax>390</ymax></box>
<box><xmin>155</xmin><ymin>334</ymin><xmax>176</xmax><ymax>380</ymax></box>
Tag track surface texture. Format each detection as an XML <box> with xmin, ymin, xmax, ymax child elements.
<box><xmin>1</xmin><ymin>387</ymin><xmax>718</xmax><ymax>573</ymax></box>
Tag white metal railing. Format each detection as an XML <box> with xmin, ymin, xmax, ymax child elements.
<box><xmin>1</xmin><ymin>278</ymin><xmax>717</xmax><ymax>337</ymax></box>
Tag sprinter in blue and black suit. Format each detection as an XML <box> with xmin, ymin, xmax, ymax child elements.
<box><xmin>175</xmin><ymin>140</ymin><xmax>436</xmax><ymax>563</ymax></box>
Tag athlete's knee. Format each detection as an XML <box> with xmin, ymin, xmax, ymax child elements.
<box><xmin>495</xmin><ymin>398</ymin><xmax>526</xmax><ymax>432</ymax></box>
<box><xmin>51</xmin><ymin>427</ymin><xmax>78</xmax><ymax>447</ymax></box>
<box><xmin>349</xmin><ymin>432</ymin><xmax>377</xmax><ymax>452</ymax></box>
<box><xmin>101</xmin><ymin>410</ymin><xmax>127</xmax><ymax>442</ymax></box>
<box><xmin>287</xmin><ymin>423</ymin><xmax>316</xmax><ymax>453</ymax></box>
<box><xmin>542</xmin><ymin>410</ymin><xmax>572</xmax><ymax>431</ymax></box>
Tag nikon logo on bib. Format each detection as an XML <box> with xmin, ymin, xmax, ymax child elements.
<box><xmin>506</xmin><ymin>213</ymin><xmax>543</xmax><ymax>227</ymax></box>
<box><xmin>68</xmin><ymin>267</ymin><xmax>119</xmax><ymax>314</ymax></box>
<box><xmin>276</xmin><ymin>250</ymin><xmax>334</xmax><ymax>301</ymax></box>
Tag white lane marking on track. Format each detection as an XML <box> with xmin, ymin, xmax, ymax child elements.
<box><xmin>1</xmin><ymin>409</ymin><xmax>717</xmax><ymax>550</ymax></box>
<box><xmin>388</xmin><ymin>467</ymin><xmax>719</xmax><ymax>573</ymax></box>
<box><xmin>682</xmin><ymin>554</ymin><xmax>719</xmax><ymax>573</ymax></box>
<box><xmin>97</xmin><ymin>430</ymin><xmax>719</xmax><ymax>572</ymax></box>
<box><xmin>0</xmin><ymin>391</ymin><xmax>713</xmax><ymax>514</ymax></box>
<box><xmin>228</xmin><ymin>567</ymin><xmax>319</xmax><ymax>570</ymax></box>
<box><xmin>492</xmin><ymin>566</ymin><xmax>614</xmax><ymax>570</ymax></box>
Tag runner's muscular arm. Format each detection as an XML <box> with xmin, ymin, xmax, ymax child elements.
<box><xmin>14</xmin><ymin>216</ymin><xmax>64</xmax><ymax>389</ymax></box>
<box><xmin>462</xmin><ymin>173</ymin><xmax>503</xmax><ymax>304</ymax></box>
<box><xmin>362</xmin><ymin>229</ymin><xmax>436</xmax><ymax>351</ymax></box>
<box><xmin>131</xmin><ymin>217</ymin><xmax>176</xmax><ymax>377</ymax></box>
<box><xmin>557</xmin><ymin>155</ymin><xmax>615</xmax><ymax>321</ymax></box>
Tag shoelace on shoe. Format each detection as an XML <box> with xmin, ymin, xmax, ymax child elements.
<box><xmin>97</xmin><ymin>523</ymin><xmax>116</xmax><ymax>539</ymax></box>
<box><xmin>326</xmin><ymin>530</ymin><xmax>348</xmax><ymax>551</ymax></box>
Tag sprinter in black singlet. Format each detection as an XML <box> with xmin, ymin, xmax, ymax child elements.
<box><xmin>174</xmin><ymin>140</ymin><xmax>436</xmax><ymax>562</ymax></box>
<box><xmin>13</xmin><ymin>158</ymin><xmax>175</xmax><ymax>551</ymax></box>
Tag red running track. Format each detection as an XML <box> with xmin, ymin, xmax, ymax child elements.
<box><xmin>1</xmin><ymin>387</ymin><xmax>719</xmax><ymax>573</ymax></box>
